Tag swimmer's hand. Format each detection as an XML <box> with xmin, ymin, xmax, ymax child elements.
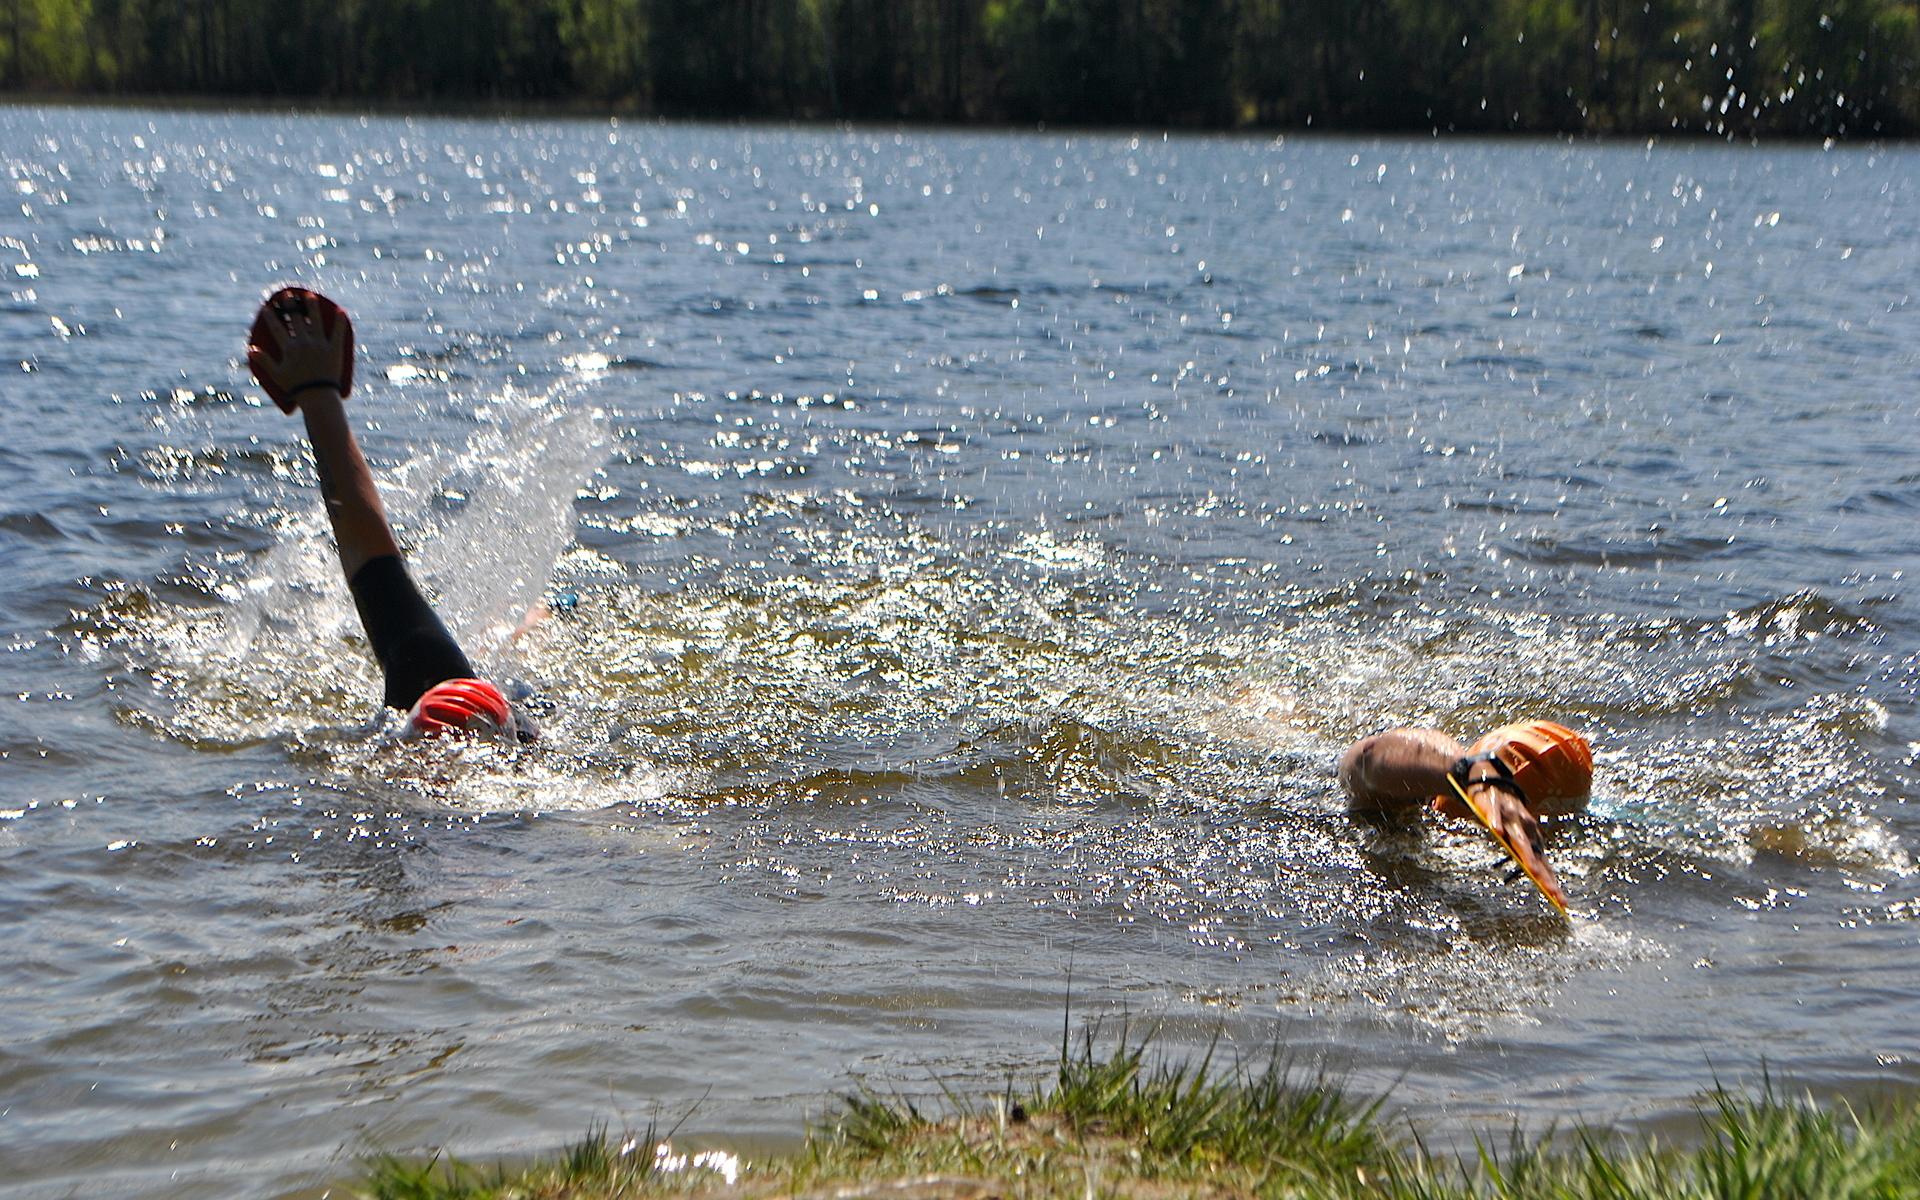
<box><xmin>247</xmin><ymin>287</ymin><xmax>355</xmax><ymax>413</ymax></box>
<box><xmin>509</xmin><ymin>601</ymin><xmax>550</xmax><ymax>644</ymax></box>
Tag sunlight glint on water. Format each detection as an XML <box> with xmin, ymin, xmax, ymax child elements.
<box><xmin>1</xmin><ymin>107</ymin><xmax>1918</xmax><ymax>1198</ymax></box>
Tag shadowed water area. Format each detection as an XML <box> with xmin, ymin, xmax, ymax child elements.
<box><xmin>2</xmin><ymin>106</ymin><xmax>1918</xmax><ymax>1197</ymax></box>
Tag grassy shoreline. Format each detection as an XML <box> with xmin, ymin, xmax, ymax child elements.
<box><xmin>358</xmin><ymin>1027</ymin><xmax>1920</xmax><ymax>1199</ymax></box>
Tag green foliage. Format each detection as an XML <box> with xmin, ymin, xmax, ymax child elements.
<box><xmin>6</xmin><ymin>0</ymin><xmax>1912</xmax><ymax>133</ymax></box>
<box><xmin>1042</xmin><ymin>1027</ymin><xmax>1395</xmax><ymax>1187</ymax></box>
<box><xmin>351</xmin><ymin>1033</ymin><xmax>1920</xmax><ymax>1199</ymax></box>
<box><xmin>361</xmin><ymin>1123</ymin><xmax>666</xmax><ymax>1200</ymax></box>
<box><xmin>782</xmin><ymin>1021</ymin><xmax>1409</xmax><ymax>1197</ymax></box>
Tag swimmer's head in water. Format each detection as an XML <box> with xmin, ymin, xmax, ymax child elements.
<box><xmin>1470</xmin><ymin>720</ymin><xmax>1593</xmax><ymax>803</ymax></box>
<box><xmin>406</xmin><ymin>677</ymin><xmax>516</xmax><ymax>741</ymax></box>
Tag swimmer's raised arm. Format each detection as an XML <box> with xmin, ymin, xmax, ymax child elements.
<box><xmin>246</xmin><ymin>289</ymin><xmax>398</xmax><ymax>581</ymax></box>
<box><xmin>245</xmin><ymin>287</ymin><xmax>520</xmax><ymax>740</ymax></box>
<box><xmin>297</xmin><ymin>389</ymin><xmax>403</xmax><ymax>582</ymax></box>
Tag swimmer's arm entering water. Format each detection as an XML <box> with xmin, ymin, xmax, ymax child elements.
<box><xmin>1340</xmin><ymin>726</ymin><xmax>1556</xmax><ymax>889</ymax></box>
<box><xmin>302</xmin><ymin>390</ymin><xmax>494</xmax><ymax>715</ymax></box>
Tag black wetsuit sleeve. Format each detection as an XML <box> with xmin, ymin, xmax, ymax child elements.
<box><xmin>348</xmin><ymin>554</ymin><xmax>475</xmax><ymax>711</ymax></box>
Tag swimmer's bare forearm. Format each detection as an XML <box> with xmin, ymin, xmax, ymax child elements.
<box><xmin>298</xmin><ymin>389</ymin><xmax>402</xmax><ymax>581</ymax></box>
<box><xmin>311</xmin><ymin>432</ymin><xmax>339</xmax><ymax>504</ymax></box>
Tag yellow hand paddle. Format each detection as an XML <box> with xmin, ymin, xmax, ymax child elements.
<box><xmin>1442</xmin><ymin>771</ymin><xmax>1569</xmax><ymax>917</ymax></box>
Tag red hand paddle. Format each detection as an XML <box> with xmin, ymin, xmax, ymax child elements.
<box><xmin>246</xmin><ymin>287</ymin><xmax>355</xmax><ymax>413</ymax></box>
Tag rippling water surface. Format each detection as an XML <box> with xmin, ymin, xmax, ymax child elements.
<box><xmin>3</xmin><ymin>105</ymin><xmax>1919</xmax><ymax>1197</ymax></box>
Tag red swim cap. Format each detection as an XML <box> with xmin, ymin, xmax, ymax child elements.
<box><xmin>406</xmin><ymin>678</ymin><xmax>515</xmax><ymax>740</ymax></box>
<box><xmin>1469</xmin><ymin>720</ymin><xmax>1593</xmax><ymax>803</ymax></box>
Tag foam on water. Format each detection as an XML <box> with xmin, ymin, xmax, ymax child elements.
<box><xmin>108</xmin><ymin>385</ymin><xmax>618</xmax><ymax>781</ymax></box>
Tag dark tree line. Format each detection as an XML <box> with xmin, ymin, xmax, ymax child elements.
<box><xmin>4</xmin><ymin>0</ymin><xmax>1917</xmax><ymax>135</ymax></box>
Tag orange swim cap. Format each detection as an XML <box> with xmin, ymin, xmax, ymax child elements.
<box><xmin>406</xmin><ymin>678</ymin><xmax>515</xmax><ymax>740</ymax></box>
<box><xmin>1468</xmin><ymin>720</ymin><xmax>1592</xmax><ymax>803</ymax></box>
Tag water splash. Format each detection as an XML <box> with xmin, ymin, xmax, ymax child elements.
<box><xmin>395</xmin><ymin>388</ymin><xmax>611</xmax><ymax>665</ymax></box>
<box><xmin>111</xmin><ymin>384</ymin><xmax>609</xmax><ymax>756</ymax></box>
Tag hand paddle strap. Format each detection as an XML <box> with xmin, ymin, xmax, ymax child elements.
<box><xmin>1449</xmin><ymin>752</ymin><xmax>1525</xmax><ymax>801</ymax></box>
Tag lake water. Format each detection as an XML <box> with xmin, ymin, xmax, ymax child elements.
<box><xmin>3</xmin><ymin>105</ymin><xmax>1918</xmax><ymax>1197</ymax></box>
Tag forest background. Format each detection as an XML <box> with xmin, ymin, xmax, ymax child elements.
<box><xmin>3</xmin><ymin>0</ymin><xmax>1918</xmax><ymax>137</ymax></box>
